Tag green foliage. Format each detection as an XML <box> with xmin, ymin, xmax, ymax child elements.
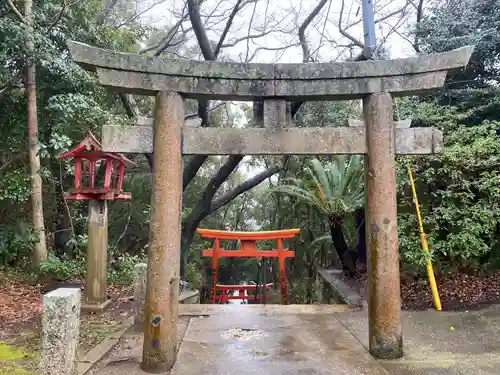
<box><xmin>186</xmin><ymin>262</ymin><xmax>202</xmax><ymax>290</ymax></box>
<box><xmin>396</xmin><ymin>95</ymin><xmax>500</xmax><ymax>273</ymax></box>
<box><xmin>38</xmin><ymin>253</ymin><xmax>85</xmax><ymax>281</ymax></box>
<box><xmin>415</xmin><ymin>0</ymin><xmax>500</xmax><ymax>87</ymax></box>
<box><xmin>269</xmin><ymin>156</ymin><xmax>364</xmax><ymax>220</ymax></box>
<box><xmin>0</xmin><ymin>223</ymin><xmax>39</xmax><ymax>265</ymax></box>
<box><xmin>108</xmin><ymin>252</ymin><xmax>147</xmax><ymax>284</ymax></box>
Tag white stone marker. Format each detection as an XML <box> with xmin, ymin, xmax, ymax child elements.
<box><xmin>134</xmin><ymin>263</ymin><xmax>147</xmax><ymax>327</ymax></box>
<box><xmin>40</xmin><ymin>288</ymin><xmax>81</xmax><ymax>375</ymax></box>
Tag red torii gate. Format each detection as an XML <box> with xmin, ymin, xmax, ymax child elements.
<box><xmin>197</xmin><ymin>228</ymin><xmax>300</xmax><ymax>305</ymax></box>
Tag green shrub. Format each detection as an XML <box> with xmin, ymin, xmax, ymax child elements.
<box><xmin>108</xmin><ymin>252</ymin><xmax>147</xmax><ymax>284</ymax></box>
<box><xmin>38</xmin><ymin>253</ymin><xmax>86</xmax><ymax>281</ymax></box>
<box><xmin>0</xmin><ymin>223</ymin><xmax>39</xmax><ymax>266</ymax></box>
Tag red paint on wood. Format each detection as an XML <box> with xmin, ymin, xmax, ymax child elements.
<box><xmin>202</xmin><ymin>249</ymin><xmax>295</xmax><ymax>258</ymax></box>
<box><xmin>198</xmin><ymin>228</ymin><xmax>299</xmax><ymax>305</ymax></box>
<box><xmin>57</xmin><ymin>130</ymin><xmax>134</xmax><ymax>201</ymax></box>
<box><xmin>215</xmin><ymin>283</ymin><xmax>273</xmax><ymax>291</ymax></box>
<box><xmin>197</xmin><ymin>228</ymin><xmax>300</xmax><ymax>240</ymax></box>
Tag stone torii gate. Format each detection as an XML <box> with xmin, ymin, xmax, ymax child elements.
<box><xmin>66</xmin><ymin>40</ymin><xmax>473</xmax><ymax>372</ymax></box>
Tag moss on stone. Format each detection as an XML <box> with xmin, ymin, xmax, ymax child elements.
<box><xmin>0</xmin><ymin>342</ymin><xmax>37</xmax><ymax>374</ymax></box>
<box><xmin>0</xmin><ymin>342</ymin><xmax>32</xmax><ymax>360</ymax></box>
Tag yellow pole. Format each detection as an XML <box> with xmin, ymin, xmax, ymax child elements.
<box><xmin>408</xmin><ymin>167</ymin><xmax>442</xmax><ymax>311</ymax></box>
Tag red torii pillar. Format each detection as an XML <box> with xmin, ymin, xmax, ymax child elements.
<box><xmin>197</xmin><ymin>228</ymin><xmax>299</xmax><ymax>305</ymax></box>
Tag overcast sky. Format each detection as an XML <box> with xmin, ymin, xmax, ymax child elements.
<box><xmin>132</xmin><ymin>0</ymin><xmax>419</xmax><ymax>62</ymax></box>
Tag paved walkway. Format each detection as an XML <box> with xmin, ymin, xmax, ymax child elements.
<box><xmin>88</xmin><ymin>304</ymin><xmax>500</xmax><ymax>375</ymax></box>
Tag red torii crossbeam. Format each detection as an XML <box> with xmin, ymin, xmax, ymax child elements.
<box><xmin>197</xmin><ymin>228</ymin><xmax>299</xmax><ymax>305</ymax></box>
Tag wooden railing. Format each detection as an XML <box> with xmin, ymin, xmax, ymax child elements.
<box><xmin>214</xmin><ymin>283</ymin><xmax>273</xmax><ymax>304</ymax></box>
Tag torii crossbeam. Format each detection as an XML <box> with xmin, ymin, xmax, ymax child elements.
<box><xmin>66</xmin><ymin>40</ymin><xmax>473</xmax><ymax>371</ymax></box>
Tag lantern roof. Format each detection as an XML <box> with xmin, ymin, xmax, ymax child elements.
<box><xmin>57</xmin><ymin>130</ymin><xmax>135</xmax><ymax>165</ymax></box>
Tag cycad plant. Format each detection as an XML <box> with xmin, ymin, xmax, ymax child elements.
<box><xmin>269</xmin><ymin>156</ymin><xmax>365</xmax><ymax>276</ymax></box>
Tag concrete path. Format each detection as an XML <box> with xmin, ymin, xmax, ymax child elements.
<box><xmin>88</xmin><ymin>304</ymin><xmax>500</xmax><ymax>375</ymax></box>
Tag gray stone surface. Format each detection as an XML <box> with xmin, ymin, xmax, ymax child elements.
<box><xmin>336</xmin><ymin>304</ymin><xmax>500</xmax><ymax>374</ymax></box>
<box><xmin>348</xmin><ymin>118</ymin><xmax>412</xmax><ymax>128</ymax></box>
<box><xmin>263</xmin><ymin>99</ymin><xmax>291</xmax><ymax>128</ymax></box>
<box><xmin>40</xmin><ymin>288</ymin><xmax>81</xmax><ymax>375</ymax></box>
<box><xmin>95</xmin><ymin>68</ymin><xmax>453</xmax><ymax>100</ymax></box>
<box><xmin>67</xmin><ymin>40</ymin><xmax>472</xmax><ymax>80</ymax></box>
<box><xmin>133</xmin><ymin>263</ymin><xmax>147</xmax><ymax>327</ymax></box>
<box><xmin>179</xmin><ymin>290</ymin><xmax>200</xmax><ymax>304</ymax></box>
<box><xmin>135</xmin><ymin>116</ymin><xmax>201</xmax><ymax>127</ymax></box>
<box><xmin>80</xmin><ymin>304</ymin><xmax>500</xmax><ymax>375</ymax></box>
<box><xmin>66</xmin><ymin>40</ymin><xmax>474</xmax><ymax>100</ymax></box>
<box><xmin>317</xmin><ymin>267</ymin><xmax>363</xmax><ymax>306</ymax></box>
<box><xmin>102</xmin><ymin>125</ymin><xmax>443</xmax><ymax>156</ymax></box>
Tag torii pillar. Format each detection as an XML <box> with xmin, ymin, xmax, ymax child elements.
<box><xmin>349</xmin><ymin>116</ymin><xmax>412</xmax><ymax>358</ymax></box>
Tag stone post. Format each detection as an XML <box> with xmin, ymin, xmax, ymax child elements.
<box><xmin>363</xmin><ymin>92</ymin><xmax>403</xmax><ymax>359</ymax></box>
<box><xmin>134</xmin><ymin>263</ymin><xmax>147</xmax><ymax>328</ymax></box>
<box><xmin>40</xmin><ymin>288</ymin><xmax>81</xmax><ymax>375</ymax></box>
<box><xmin>142</xmin><ymin>91</ymin><xmax>183</xmax><ymax>372</ymax></box>
<box><xmin>84</xmin><ymin>199</ymin><xmax>110</xmax><ymax>312</ymax></box>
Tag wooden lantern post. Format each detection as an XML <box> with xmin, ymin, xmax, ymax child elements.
<box><xmin>58</xmin><ymin>131</ymin><xmax>134</xmax><ymax>312</ymax></box>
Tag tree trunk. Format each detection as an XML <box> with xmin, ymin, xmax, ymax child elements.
<box><xmin>25</xmin><ymin>0</ymin><xmax>48</xmax><ymax>267</ymax></box>
<box><xmin>329</xmin><ymin>219</ymin><xmax>356</xmax><ymax>277</ymax></box>
<box><xmin>180</xmin><ymin>219</ymin><xmax>200</xmax><ymax>278</ymax></box>
<box><xmin>355</xmin><ymin>208</ymin><xmax>367</xmax><ymax>265</ymax></box>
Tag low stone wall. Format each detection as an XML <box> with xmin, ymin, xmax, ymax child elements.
<box><xmin>179</xmin><ymin>290</ymin><xmax>200</xmax><ymax>304</ymax></box>
<box><xmin>133</xmin><ymin>263</ymin><xmax>199</xmax><ymax>327</ymax></box>
<box><xmin>316</xmin><ymin>268</ymin><xmax>364</xmax><ymax>308</ymax></box>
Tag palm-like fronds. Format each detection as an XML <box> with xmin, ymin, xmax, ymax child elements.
<box><xmin>268</xmin><ymin>156</ymin><xmax>364</xmax><ymax>220</ymax></box>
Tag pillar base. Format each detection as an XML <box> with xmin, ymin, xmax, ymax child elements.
<box><xmin>369</xmin><ymin>337</ymin><xmax>404</xmax><ymax>359</ymax></box>
<box><xmin>81</xmin><ymin>298</ymin><xmax>112</xmax><ymax>313</ymax></box>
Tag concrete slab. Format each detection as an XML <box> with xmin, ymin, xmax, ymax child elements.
<box><xmin>178</xmin><ymin>303</ymin><xmax>353</xmax><ymax>316</ymax></box>
<box><xmin>85</xmin><ymin>316</ymin><xmax>190</xmax><ymax>375</ymax></box>
<box><xmin>335</xmin><ymin>304</ymin><xmax>500</xmax><ymax>374</ymax></box>
<box><xmin>82</xmin><ymin>304</ymin><xmax>500</xmax><ymax>375</ymax></box>
<box><xmin>171</xmin><ymin>307</ymin><xmax>388</xmax><ymax>375</ymax></box>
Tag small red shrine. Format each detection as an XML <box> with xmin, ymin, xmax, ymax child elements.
<box><xmin>57</xmin><ymin>130</ymin><xmax>134</xmax><ymax>200</ymax></box>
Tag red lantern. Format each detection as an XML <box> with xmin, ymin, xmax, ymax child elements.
<box><xmin>57</xmin><ymin>130</ymin><xmax>134</xmax><ymax>200</ymax></box>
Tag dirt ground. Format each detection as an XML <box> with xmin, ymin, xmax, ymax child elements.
<box><xmin>354</xmin><ymin>266</ymin><xmax>500</xmax><ymax>311</ymax></box>
<box><xmin>0</xmin><ymin>273</ymin><xmax>135</xmax><ymax>375</ymax></box>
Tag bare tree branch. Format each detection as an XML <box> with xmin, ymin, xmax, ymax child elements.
<box><xmin>338</xmin><ymin>0</ymin><xmax>364</xmax><ymax>49</ymax></box>
<box><xmin>339</xmin><ymin>0</ymin><xmax>413</xmax><ymax>61</ymax></box>
<box><xmin>183</xmin><ymin>0</ymin><xmax>255</xmax><ymax>191</ymax></box>
<box><xmin>247</xmin><ymin>43</ymin><xmax>301</xmax><ymax>63</ymax></box>
<box><xmin>213</xmin><ymin>0</ymin><xmax>245</xmax><ymax>57</ymax></box>
<box><xmin>188</xmin><ymin>0</ymin><xmax>215</xmax><ymax>60</ymax></box>
<box><xmin>114</xmin><ymin>0</ymin><xmax>169</xmax><ymax>29</ymax></box>
<box><xmin>220</xmin><ymin>30</ymin><xmax>274</xmax><ymax>49</ymax></box>
<box><xmin>209</xmin><ymin>164</ymin><xmax>282</xmax><ymax>214</ymax></box>
<box><xmin>413</xmin><ymin>0</ymin><xmax>425</xmax><ymax>52</ymax></box>
<box><xmin>139</xmin><ymin>7</ymin><xmax>190</xmax><ymax>54</ymax></box>
<box><xmin>47</xmin><ymin>0</ymin><xmax>68</xmax><ymax>33</ymax></box>
<box><xmin>298</xmin><ymin>0</ymin><xmax>329</xmax><ymax>62</ymax></box>
<box><xmin>6</xmin><ymin>0</ymin><xmax>27</xmax><ymax>24</ymax></box>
